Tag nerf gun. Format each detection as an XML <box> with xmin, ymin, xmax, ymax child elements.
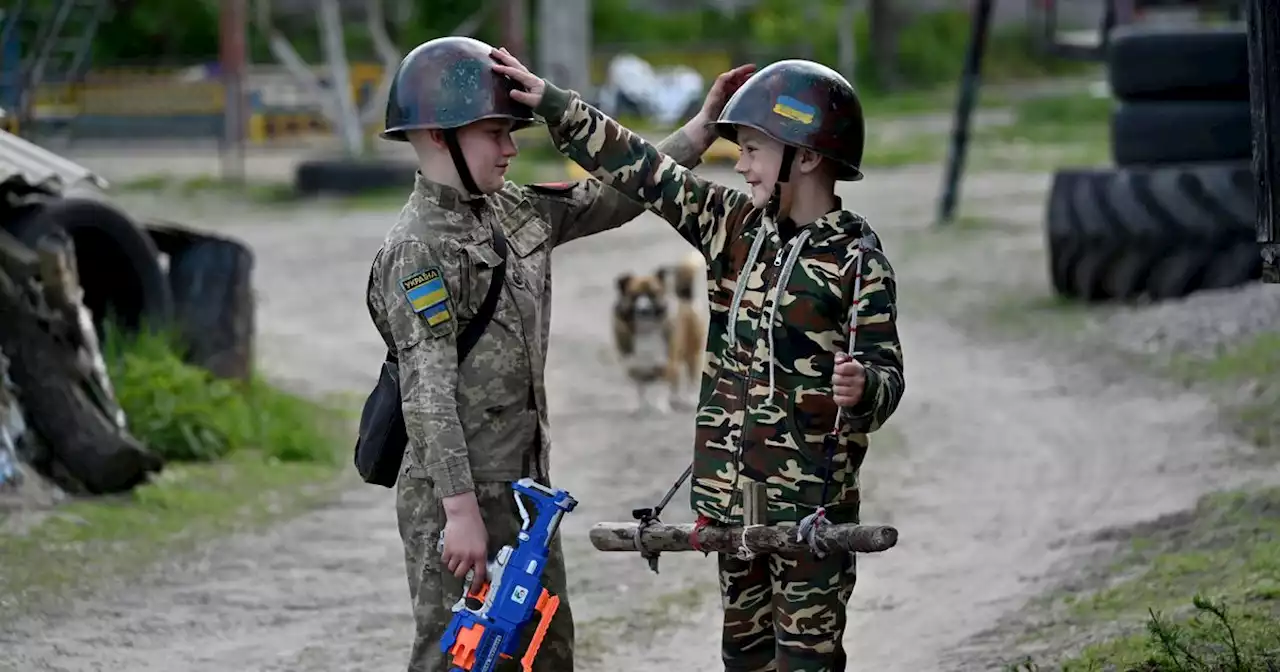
<box><xmin>438</xmin><ymin>477</ymin><xmax>577</xmax><ymax>672</ymax></box>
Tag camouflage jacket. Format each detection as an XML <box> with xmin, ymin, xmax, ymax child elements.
<box><xmin>536</xmin><ymin>83</ymin><xmax>906</xmax><ymax>525</ymax></box>
<box><xmin>366</xmin><ymin>133</ymin><xmax>705</xmax><ymax>499</ymax></box>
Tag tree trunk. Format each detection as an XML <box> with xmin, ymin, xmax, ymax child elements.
<box><xmin>838</xmin><ymin>0</ymin><xmax>859</xmax><ymax>83</ymax></box>
<box><xmin>0</xmin><ymin>229</ymin><xmax>163</xmax><ymax>495</ymax></box>
<box><xmin>868</xmin><ymin>0</ymin><xmax>903</xmax><ymax>91</ymax></box>
<box><xmin>589</xmin><ymin>520</ymin><xmax>899</xmax><ymax>556</ymax></box>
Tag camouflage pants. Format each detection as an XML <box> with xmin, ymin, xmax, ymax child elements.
<box><xmin>717</xmin><ymin>547</ymin><xmax>857</xmax><ymax>672</ymax></box>
<box><xmin>397</xmin><ymin>478</ymin><xmax>574</xmax><ymax>672</ymax></box>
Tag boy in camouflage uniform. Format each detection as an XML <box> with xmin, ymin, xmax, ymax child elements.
<box><xmin>367</xmin><ymin>36</ymin><xmax>756</xmax><ymax>672</ymax></box>
<box><xmin>492</xmin><ymin>51</ymin><xmax>906</xmax><ymax>671</ymax></box>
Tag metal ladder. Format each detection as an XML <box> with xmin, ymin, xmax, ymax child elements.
<box><xmin>7</xmin><ymin>0</ymin><xmax>113</xmax><ymax>136</ymax></box>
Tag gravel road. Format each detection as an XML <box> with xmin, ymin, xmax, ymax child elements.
<box><xmin>2</xmin><ymin>157</ymin><xmax>1271</xmax><ymax>672</ymax></box>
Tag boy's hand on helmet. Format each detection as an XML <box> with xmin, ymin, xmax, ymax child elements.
<box><xmin>699</xmin><ymin>64</ymin><xmax>758</xmax><ymax>122</ymax></box>
<box><xmin>490</xmin><ymin>47</ymin><xmax>545</xmax><ymax>108</ymax></box>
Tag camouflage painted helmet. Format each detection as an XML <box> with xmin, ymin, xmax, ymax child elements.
<box><xmin>381</xmin><ymin>36</ymin><xmax>538</xmax><ymax>142</ymax></box>
<box><xmin>710</xmin><ymin>59</ymin><xmax>866</xmax><ymax>181</ymax></box>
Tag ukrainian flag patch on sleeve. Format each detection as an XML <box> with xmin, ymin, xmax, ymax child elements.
<box><xmin>400</xmin><ymin>267</ymin><xmax>452</xmax><ymax>327</ymax></box>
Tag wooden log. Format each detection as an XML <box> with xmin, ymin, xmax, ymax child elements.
<box><xmin>0</xmin><ymin>228</ymin><xmax>163</xmax><ymax>495</ymax></box>
<box><xmin>1246</xmin><ymin>0</ymin><xmax>1280</xmax><ymax>283</ymax></box>
<box><xmin>35</xmin><ymin>233</ymin><xmax>127</xmax><ymax>430</ymax></box>
<box><xmin>589</xmin><ymin>521</ymin><xmax>899</xmax><ymax>557</ymax></box>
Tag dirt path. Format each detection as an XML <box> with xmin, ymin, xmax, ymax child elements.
<box><xmin>1</xmin><ymin>162</ymin><xmax>1265</xmax><ymax>672</ymax></box>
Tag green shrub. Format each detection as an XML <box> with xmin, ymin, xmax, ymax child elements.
<box><xmin>1140</xmin><ymin>596</ymin><xmax>1280</xmax><ymax>672</ymax></box>
<box><xmin>102</xmin><ymin>325</ymin><xmax>339</xmax><ymax>465</ymax></box>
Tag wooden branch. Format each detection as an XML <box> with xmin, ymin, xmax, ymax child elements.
<box><xmin>589</xmin><ymin>521</ymin><xmax>899</xmax><ymax>557</ymax></box>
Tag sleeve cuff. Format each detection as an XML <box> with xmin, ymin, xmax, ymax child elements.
<box><xmin>425</xmin><ymin>456</ymin><xmax>475</xmax><ymax>499</ymax></box>
<box><xmin>534</xmin><ymin>81</ymin><xmax>573</xmax><ymax>124</ymax></box>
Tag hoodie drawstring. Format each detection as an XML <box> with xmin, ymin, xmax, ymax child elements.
<box><xmin>765</xmin><ymin>228</ymin><xmax>811</xmax><ymax>402</ymax></box>
<box><xmin>727</xmin><ymin>226</ymin><xmax>768</xmax><ymax>351</ymax></box>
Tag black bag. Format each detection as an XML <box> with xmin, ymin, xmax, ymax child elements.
<box><xmin>353</xmin><ymin>227</ymin><xmax>509</xmax><ymax>488</ymax></box>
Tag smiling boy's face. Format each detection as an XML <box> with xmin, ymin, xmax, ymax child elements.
<box><xmin>732</xmin><ymin>126</ymin><xmax>786</xmax><ymax>209</ymax></box>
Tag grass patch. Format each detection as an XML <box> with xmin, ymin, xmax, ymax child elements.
<box><xmin>117</xmin><ymin>173</ymin><xmax>298</xmax><ymax>204</ymax></box>
<box><xmin>862</xmin><ymin>130</ymin><xmax>951</xmax><ymax>170</ymax></box>
<box><xmin>104</xmin><ymin>326</ymin><xmax>342</xmax><ymax>464</ymax></box>
<box><xmin>1008</xmin><ymin>488</ymin><xmax>1280</xmax><ymax>671</ymax></box>
<box><xmin>970</xmin><ymin>91</ymin><xmax>1113</xmax><ymax>170</ymax></box>
<box><xmin>0</xmin><ymin>326</ymin><xmax>351</xmax><ymax>621</ymax></box>
<box><xmin>1164</xmin><ymin>332</ymin><xmax>1280</xmax><ymax>449</ymax></box>
<box><xmin>855</xmin><ymin>88</ymin><xmax>1113</xmax><ymax>172</ymax></box>
<box><xmin>985</xmin><ymin>292</ymin><xmax>1100</xmax><ymax>338</ymax></box>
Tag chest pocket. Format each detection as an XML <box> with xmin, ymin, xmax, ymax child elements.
<box><xmin>459</xmin><ymin>243</ymin><xmax>507</xmax><ymax>321</ymax></box>
<box><xmin>504</xmin><ymin>205</ymin><xmax>550</xmax><ymax>295</ymax></box>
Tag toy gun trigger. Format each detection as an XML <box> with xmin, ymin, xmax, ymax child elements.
<box><xmin>518</xmin><ymin>588</ymin><xmax>560</xmax><ymax>672</ymax></box>
<box><xmin>465</xmin><ymin>581</ymin><xmax>490</xmax><ymax>603</ymax></box>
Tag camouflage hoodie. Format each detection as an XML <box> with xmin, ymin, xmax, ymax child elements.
<box><xmin>535</xmin><ymin>83</ymin><xmax>906</xmax><ymax>526</ymax></box>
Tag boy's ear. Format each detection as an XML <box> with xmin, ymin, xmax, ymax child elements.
<box><xmin>797</xmin><ymin>148</ymin><xmax>825</xmax><ymax>174</ymax></box>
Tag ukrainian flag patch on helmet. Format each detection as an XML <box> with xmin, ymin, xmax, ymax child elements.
<box><xmin>401</xmin><ymin>267</ymin><xmax>452</xmax><ymax>327</ymax></box>
<box><xmin>773</xmin><ymin>95</ymin><xmax>816</xmax><ymax>124</ymax></box>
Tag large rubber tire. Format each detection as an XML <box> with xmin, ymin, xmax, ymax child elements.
<box><xmin>4</xmin><ymin>197</ymin><xmax>174</xmax><ymax>336</ymax></box>
<box><xmin>1111</xmin><ymin>101</ymin><xmax>1252</xmax><ymax>166</ymax></box>
<box><xmin>146</xmin><ymin>224</ymin><xmax>256</xmax><ymax>381</ymax></box>
<box><xmin>1107</xmin><ymin>25</ymin><xmax>1249</xmax><ymax>102</ymax></box>
<box><xmin>294</xmin><ymin>158</ymin><xmax>418</xmax><ymax>196</ymax></box>
<box><xmin>1044</xmin><ymin>162</ymin><xmax>1259</xmax><ymax>303</ymax></box>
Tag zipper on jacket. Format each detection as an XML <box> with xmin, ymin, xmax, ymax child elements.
<box><xmin>725</xmin><ymin>232</ymin><xmax>785</xmax><ymax>522</ymax></box>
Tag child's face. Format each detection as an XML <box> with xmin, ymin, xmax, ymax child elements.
<box><xmin>733</xmin><ymin>127</ymin><xmax>786</xmax><ymax>209</ymax></box>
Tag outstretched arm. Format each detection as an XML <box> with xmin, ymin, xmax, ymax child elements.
<box><xmin>492</xmin><ymin>48</ymin><xmax>757</xmax><ymax>261</ymax></box>
<box><xmin>524</xmin><ymin>126</ymin><xmax>710</xmax><ymax>248</ymax></box>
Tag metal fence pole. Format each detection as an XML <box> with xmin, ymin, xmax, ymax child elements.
<box><xmin>935</xmin><ymin>0</ymin><xmax>994</xmax><ymax>226</ymax></box>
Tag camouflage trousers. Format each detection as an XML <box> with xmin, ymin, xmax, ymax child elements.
<box><xmin>396</xmin><ymin>478</ymin><xmax>574</xmax><ymax>672</ymax></box>
<box><xmin>717</xmin><ymin>545</ymin><xmax>858</xmax><ymax>672</ymax></box>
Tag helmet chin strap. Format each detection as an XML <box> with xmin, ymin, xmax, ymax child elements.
<box><xmin>442</xmin><ymin>128</ymin><xmax>483</xmax><ymax>196</ymax></box>
<box><xmin>765</xmin><ymin>145</ymin><xmax>798</xmax><ymax>222</ymax></box>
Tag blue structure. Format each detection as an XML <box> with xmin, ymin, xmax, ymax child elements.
<box><xmin>0</xmin><ymin>8</ymin><xmax>21</xmax><ymax>114</ymax></box>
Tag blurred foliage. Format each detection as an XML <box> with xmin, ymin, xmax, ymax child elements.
<box><xmin>80</xmin><ymin>0</ymin><xmax>1088</xmax><ymax>93</ymax></box>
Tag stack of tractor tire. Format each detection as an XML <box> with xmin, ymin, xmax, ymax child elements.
<box><xmin>1046</xmin><ymin>24</ymin><xmax>1259</xmax><ymax>303</ymax></box>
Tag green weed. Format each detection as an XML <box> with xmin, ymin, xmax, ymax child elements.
<box><xmin>102</xmin><ymin>325</ymin><xmax>340</xmax><ymax>464</ymax></box>
<box><xmin>1011</xmin><ymin>488</ymin><xmax>1280</xmax><ymax>671</ymax></box>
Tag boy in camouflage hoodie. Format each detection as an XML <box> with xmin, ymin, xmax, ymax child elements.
<box><xmin>494</xmin><ymin>50</ymin><xmax>906</xmax><ymax>671</ymax></box>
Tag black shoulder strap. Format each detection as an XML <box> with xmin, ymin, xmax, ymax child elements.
<box><xmin>456</xmin><ymin>225</ymin><xmax>508</xmax><ymax>364</ymax></box>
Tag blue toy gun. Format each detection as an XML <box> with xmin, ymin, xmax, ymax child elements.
<box><xmin>439</xmin><ymin>477</ymin><xmax>577</xmax><ymax>672</ymax></box>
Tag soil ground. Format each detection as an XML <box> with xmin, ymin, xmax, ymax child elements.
<box><xmin>2</xmin><ymin>147</ymin><xmax>1275</xmax><ymax>671</ymax></box>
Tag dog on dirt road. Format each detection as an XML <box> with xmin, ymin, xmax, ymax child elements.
<box><xmin>611</xmin><ymin>249</ymin><xmax>706</xmax><ymax>413</ymax></box>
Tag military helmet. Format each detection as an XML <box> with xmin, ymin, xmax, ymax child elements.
<box><xmin>710</xmin><ymin>59</ymin><xmax>865</xmax><ymax>181</ymax></box>
<box><xmin>381</xmin><ymin>36</ymin><xmax>538</xmax><ymax>142</ymax></box>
